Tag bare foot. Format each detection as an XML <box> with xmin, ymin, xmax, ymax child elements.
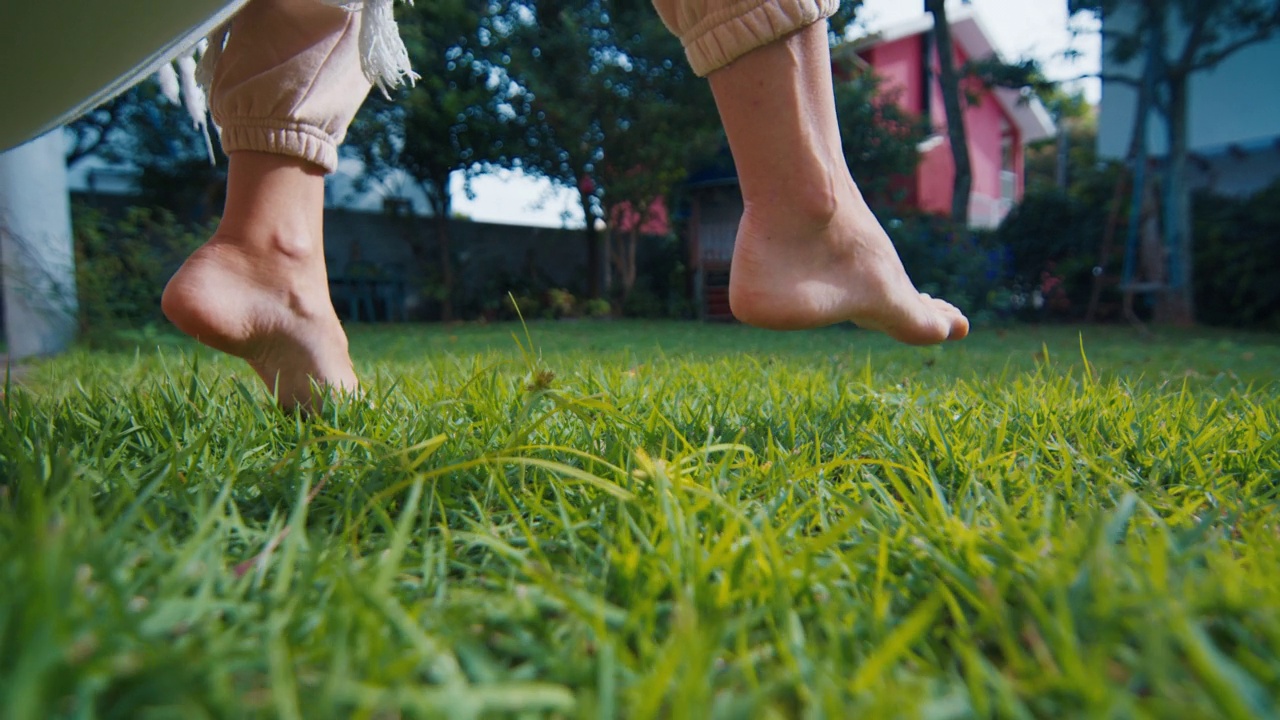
<box><xmin>162</xmin><ymin>234</ymin><xmax>357</xmax><ymax>410</ymax></box>
<box><xmin>728</xmin><ymin>175</ymin><xmax>970</xmax><ymax>345</ymax></box>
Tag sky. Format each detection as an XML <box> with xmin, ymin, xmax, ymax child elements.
<box><xmin>451</xmin><ymin>0</ymin><xmax>1103</xmax><ymax>229</ymax></box>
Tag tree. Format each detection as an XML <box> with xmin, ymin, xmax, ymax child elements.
<box><xmin>588</xmin><ymin>2</ymin><xmax>720</xmax><ymax>306</ymax></box>
<box><xmin>65</xmin><ymin>83</ymin><xmax>226</xmax><ymax>219</ymax></box>
<box><xmin>491</xmin><ymin>0</ymin><xmax>753</xmax><ymax>301</ymax></box>
<box><xmin>345</xmin><ymin>0</ymin><xmax>517</xmax><ymax>320</ymax></box>
<box><xmin>483</xmin><ymin>0</ymin><xmax>616</xmax><ymax>299</ymax></box>
<box><xmin>1070</xmin><ymin>0</ymin><xmax>1280</xmax><ymax>325</ymax></box>
<box><xmin>832</xmin><ymin>60</ymin><xmax>932</xmax><ymax>209</ymax></box>
<box><xmin>925</xmin><ymin>0</ymin><xmax>973</xmax><ymax>226</ymax></box>
<box><xmin>1022</xmin><ymin>88</ymin><xmax>1098</xmax><ymax>195</ymax></box>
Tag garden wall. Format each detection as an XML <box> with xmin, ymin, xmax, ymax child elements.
<box><xmin>64</xmin><ymin>194</ymin><xmax>673</xmax><ymax>323</ymax></box>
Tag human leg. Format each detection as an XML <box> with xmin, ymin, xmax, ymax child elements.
<box><xmin>163</xmin><ymin>0</ymin><xmax>372</xmax><ymax>408</ymax></box>
<box><xmin>163</xmin><ymin>151</ymin><xmax>358</xmax><ymax>408</ymax></box>
<box><xmin>652</xmin><ymin>2</ymin><xmax>968</xmax><ymax>343</ymax></box>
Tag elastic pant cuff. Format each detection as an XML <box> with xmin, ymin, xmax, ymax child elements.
<box><xmin>681</xmin><ymin>0</ymin><xmax>839</xmax><ymax>76</ymax></box>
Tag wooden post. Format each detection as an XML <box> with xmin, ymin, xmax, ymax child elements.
<box><xmin>0</xmin><ymin>131</ymin><xmax>78</xmax><ymax>359</ymax></box>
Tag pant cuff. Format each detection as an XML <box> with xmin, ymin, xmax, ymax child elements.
<box><xmin>219</xmin><ymin>120</ymin><xmax>340</xmax><ymax>174</ymax></box>
<box><xmin>681</xmin><ymin>0</ymin><xmax>839</xmax><ymax>76</ymax></box>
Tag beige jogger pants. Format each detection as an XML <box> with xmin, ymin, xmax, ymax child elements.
<box><xmin>210</xmin><ymin>0</ymin><xmax>372</xmax><ymax>173</ymax></box>
<box><xmin>653</xmin><ymin>0</ymin><xmax>839</xmax><ymax>77</ymax></box>
<box><xmin>211</xmin><ymin>0</ymin><xmax>838</xmax><ymax>173</ymax></box>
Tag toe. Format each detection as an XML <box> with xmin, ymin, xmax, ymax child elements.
<box><xmin>918</xmin><ymin>295</ymin><xmax>969</xmax><ymax>342</ymax></box>
<box><xmin>930</xmin><ymin>299</ymin><xmax>969</xmax><ymax>340</ymax></box>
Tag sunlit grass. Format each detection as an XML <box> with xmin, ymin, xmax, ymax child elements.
<box><xmin>3</xmin><ymin>322</ymin><xmax>1279</xmax><ymax>718</ymax></box>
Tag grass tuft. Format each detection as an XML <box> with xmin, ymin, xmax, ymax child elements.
<box><xmin>2</xmin><ymin>322</ymin><xmax>1279</xmax><ymax>718</ymax></box>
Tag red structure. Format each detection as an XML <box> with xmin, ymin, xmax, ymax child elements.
<box><xmin>847</xmin><ymin>8</ymin><xmax>1056</xmax><ymax>228</ymax></box>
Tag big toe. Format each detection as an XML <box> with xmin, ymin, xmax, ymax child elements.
<box><xmin>892</xmin><ymin>294</ymin><xmax>967</xmax><ymax>345</ymax></box>
<box><xmin>927</xmin><ymin>296</ymin><xmax>969</xmax><ymax>341</ymax></box>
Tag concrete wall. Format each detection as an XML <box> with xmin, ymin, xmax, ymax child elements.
<box><xmin>321</xmin><ymin>210</ymin><xmax>594</xmax><ymax>316</ymax></box>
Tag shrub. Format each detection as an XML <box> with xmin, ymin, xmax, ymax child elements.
<box><xmin>1193</xmin><ymin>180</ymin><xmax>1280</xmax><ymax>330</ymax></box>
<box><xmin>503</xmin><ymin>293</ymin><xmax>543</xmax><ymax>321</ymax></box>
<box><xmin>545</xmin><ymin>288</ymin><xmax>578</xmax><ymax>319</ymax></box>
<box><xmin>884</xmin><ymin>212</ymin><xmax>1014</xmax><ymax>325</ymax></box>
<box><xmin>993</xmin><ymin>188</ymin><xmax>1108</xmax><ymax>321</ymax></box>
<box><xmin>618</xmin><ymin>233</ymin><xmax>693</xmax><ymax>320</ymax></box>
<box><xmin>584</xmin><ymin>298</ymin><xmax>613</xmax><ymax>318</ymax></box>
<box><xmin>73</xmin><ymin>205</ymin><xmax>212</xmax><ymax>343</ymax></box>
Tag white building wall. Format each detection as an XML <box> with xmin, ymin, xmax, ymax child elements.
<box><xmin>1098</xmin><ymin>5</ymin><xmax>1280</xmax><ymax>173</ymax></box>
<box><xmin>0</xmin><ymin>133</ymin><xmax>78</xmax><ymax>358</ymax></box>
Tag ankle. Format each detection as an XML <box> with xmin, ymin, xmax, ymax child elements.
<box><xmin>742</xmin><ymin>174</ymin><xmax>849</xmax><ymax>235</ymax></box>
<box><xmin>207</xmin><ymin>226</ymin><xmax>324</xmax><ymax>265</ymax></box>
<box><xmin>747</xmin><ymin>153</ymin><xmax>855</xmax><ymax>221</ymax></box>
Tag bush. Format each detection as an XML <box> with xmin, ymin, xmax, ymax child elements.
<box><xmin>884</xmin><ymin>212</ymin><xmax>1014</xmax><ymax>325</ymax></box>
<box><xmin>545</xmin><ymin>288</ymin><xmax>578</xmax><ymax>319</ymax></box>
<box><xmin>618</xmin><ymin>233</ymin><xmax>692</xmax><ymax>320</ymax></box>
<box><xmin>583</xmin><ymin>298</ymin><xmax>612</xmax><ymax>318</ymax></box>
<box><xmin>74</xmin><ymin>205</ymin><xmax>212</xmax><ymax>343</ymax></box>
<box><xmin>993</xmin><ymin>188</ymin><xmax>1108</xmax><ymax>321</ymax></box>
<box><xmin>1193</xmin><ymin>180</ymin><xmax>1280</xmax><ymax>330</ymax></box>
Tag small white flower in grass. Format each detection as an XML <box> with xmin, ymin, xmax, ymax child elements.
<box><xmin>128</xmin><ymin>596</ymin><xmax>149</xmax><ymax>613</ymax></box>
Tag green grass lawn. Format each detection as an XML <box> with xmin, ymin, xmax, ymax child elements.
<box><xmin>3</xmin><ymin>322</ymin><xmax>1279</xmax><ymax>719</ymax></box>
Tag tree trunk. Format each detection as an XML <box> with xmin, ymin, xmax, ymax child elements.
<box><xmin>1087</xmin><ymin>64</ymin><xmax>1155</xmax><ymax>322</ymax></box>
<box><xmin>578</xmin><ymin>184</ymin><xmax>602</xmax><ymax>299</ymax></box>
<box><xmin>926</xmin><ymin>0</ymin><xmax>972</xmax><ymax>227</ymax></box>
<box><xmin>608</xmin><ymin>210</ymin><xmax>643</xmax><ymax>308</ymax></box>
<box><xmin>1056</xmin><ymin>119</ymin><xmax>1070</xmax><ymax>191</ymax></box>
<box><xmin>426</xmin><ymin>178</ymin><xmax>454</xmax><ymax>322</ymax></box>
<box><xmin>612</xmin><ymin>226</ymin><xmax>638</xmax><ymax>307</ymax></box>
<box><xmin>436</xmin><ymin>196</ymin><xmax>454</xmax><ymax>322</ymax></box>
<box><xmin>1157</xmin><ymin>73</ymin><xmax>1194</xmax><ymax>326</ymax></box>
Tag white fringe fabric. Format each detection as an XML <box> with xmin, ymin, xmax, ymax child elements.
<box><xmin>321</xmin><ymin>0</ymin><xmax>420</xmax><ymax>97</ymax></box>
<box><xmin>192</xmin><ymin>0</ymin><xmax>418</xmax><ymax>98</ymax></box>
<box><xmin>156</xmin><ymin>48</ymin><xmax>216</xmax><ymax>162</ymax></box>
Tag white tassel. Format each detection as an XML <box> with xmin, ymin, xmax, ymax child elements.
<box><xmin>176</xmin><ymin>54</ymin><xmax>216</xmax><ymax>163</ymax></box>
<box><xmin>145</xmin><ymin>0</ymin><xmax>415</xmax><ymax>167</ymax></box>
<box><xmin>196</xmin><ymin>21</ymin><xmax>232</xmax><ymax>92</ymax></box>
<box><xmin>322</xmin><ymin>0</ymin><xmax>419</xmax><ymax>98</ymax></box>
<box><xmin>157</xmin><ymin>63</ymin><xmax>182</xmax><ymax>106</ymax></box>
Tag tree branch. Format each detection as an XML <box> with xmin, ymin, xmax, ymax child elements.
<box><xmin>1188</xmin><ymin>24</ymin><xmax>1280</xmax><ymax>73</ymax></box>
<box><xmin>1175</xmin><ymin>2</ymin><xmax>1212</xmax><ymax>70</ymax></box>
<box><xmin>1061</xmin><ymin>71</ymin><xmax>1143</xmax><ymax>87</ymax></box>
<box><xmin>65</xmin><ymin>105</ymin><xmax>119</xmax><ymax>168</ymax></box>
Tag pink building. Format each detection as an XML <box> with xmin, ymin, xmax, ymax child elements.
<box><xmin>848</xmin><ymin>8</ymin><xmax>1056</xmax><ymax>228</ymax></box>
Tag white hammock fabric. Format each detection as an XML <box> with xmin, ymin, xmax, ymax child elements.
<box><xmin>0</xmin><ymin>0</ymin><xmax>416</xmax><ymax>154</ymax></box>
